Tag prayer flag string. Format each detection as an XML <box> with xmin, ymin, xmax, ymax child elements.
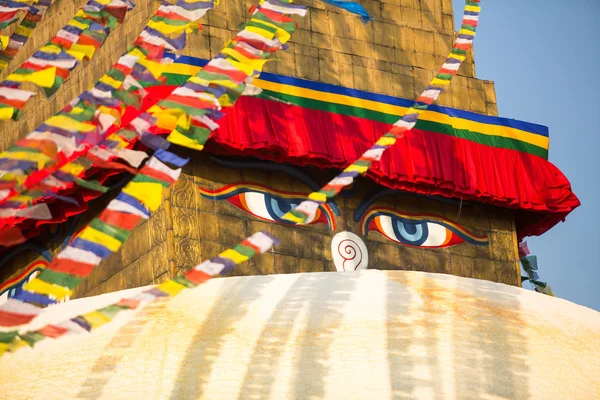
<box><xmin>0</xmin><ymin>0</ymin><xmax>38</xmax><ymax>35</ymax></box>
<box><xmin>0</xmin><ymin>0</ymin><xmax>484</xmax><ymax>355</ymax></box>
<box><xmin>519</xmin><ymin>241</ymin><xmax>554</xmax><ymax>296</ymax></box>
<box><xmin>0</xmin><ymin>0</ymin><xmax>218</xmax><ymax>246</ymax></box>
<box><xmin>278</xmin><ymin>0</ymin><xmax>481</xmax><ymax>227</ymax></box>
<box><xmin>0</xmin><ymin>231</ymin><xmax>278</xmax><ymax>355</ymax></box>
<box><xmin>0</xmin><ymin>0</ymin><xmax>57</xmax><ymax>73</ymax></box>
<box><xmin>0</xmin><ymin>0</ymin><xmax>135</xmax><ymax>121</ymax></box>
<box><xmin>0</xmin><ymin>0</ymin><xmax>303</xmax><ymax>336</ymax></box>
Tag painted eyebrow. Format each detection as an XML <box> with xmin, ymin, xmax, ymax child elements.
<box><xmin>354</xmin><ymin>188</ymin><xmax>466</xmax><ymax>222</ymax></box>
<box><xmin>208</xmin><ymin>156</ymin><xmax>340</xmax><ymax>215</ymax></box>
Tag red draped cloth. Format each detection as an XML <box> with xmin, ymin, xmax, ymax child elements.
<box><xmin>205</xmin><ymin>95</ymin><xmax>579</xmax><ymax>239</ymax></box>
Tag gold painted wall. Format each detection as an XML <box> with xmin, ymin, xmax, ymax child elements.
<box><xmin>0</xmin><ymin>0</ymin><xmax>521</xmax><ymax>295</ymax></box>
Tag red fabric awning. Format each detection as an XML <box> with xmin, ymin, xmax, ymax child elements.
<box><xmin>204</xmin><ymin>95</ymin><xmax>579</xmax><ymax>239</ymax></box>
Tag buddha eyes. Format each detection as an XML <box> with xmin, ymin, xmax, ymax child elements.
<box><xmin>200</xmin><ymin>184</ymin><xmax>486</xmax><ymax>248</ymax></box>
<box><xmin>199</xmin><ymin>183</ymin><xmax>336</xmax><ymax>230</ymax></box>
<box><xmin>361</xmin><ymin>208</ymin><xmax>488</xmax><ymax>248</ymax></box>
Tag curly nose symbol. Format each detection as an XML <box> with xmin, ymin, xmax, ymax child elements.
<box><xmin>331</xmin><ymin>231</ymin><xmax>369</xmax><ymax>271</ymax></box>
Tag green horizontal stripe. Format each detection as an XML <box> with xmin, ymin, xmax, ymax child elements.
<box><xmin>233</xmin><ymin>244</ymin><xmax>256</xmax><ymax>258</ymax></box>
<box><xmin>0</xmin><ymin>331</ymin><xmax>18</xmax><ymax>344</ymax></box>
<box><xmin>161</xmin><ymin>73</ymin><xmax>190</xmax><ymax>86</ymax></box>
<box><xmin>89</xmin><ymin>218</ymin><xmax>131</xmax><ymax>242</ymax></box>
<box><xmin>132</xmin><ymin>174</ymin><xmax>170</xmax><ymax>187</ymax></box>
<box><xmin>36</xmin><ymin>269</ymin><xmax>82</xmax><ymax>289</ymax></box>
<box><xmin>22</xmin><ymin>19</ymin><xmax>37</xmax><ymax>29</ymax></box>
<box><xmin>158</xmin><ymin>100</ymin><xmax>210</xmax><ymax>117</ymax></box>
<box><xmin>260</xmin><ymin>90</ymin><xmax>548</xmax><ymax>159</ymax></box>
<box><xmin>20</xmin><ymin>331</ymin><xmax>45</xmax><ymax>347</ymax></box>
<box><xmin>98</xmin><ymin>304</ymin><xmax>129</xmax><ymax>319</ymax></box>
<box><xmin>74</xmin><ymin>177</ymin><xmax>109</xmax><ymax>193</ymax></box>
<box><xmin>172</xmin><ymin>275</ymin><xmax>197</xmax><ymax>288</ymax></box>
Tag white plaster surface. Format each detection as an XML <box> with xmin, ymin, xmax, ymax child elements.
<box><xmin>0</xmin><ymin>270</ymin><xmax>599</xmax><ymax>399</ymax></box>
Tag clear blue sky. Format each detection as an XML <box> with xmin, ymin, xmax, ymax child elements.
<box><xmin>452</xmin><ymin>0</ymin><xmax>600</xmax><ymax>310</ymax></box>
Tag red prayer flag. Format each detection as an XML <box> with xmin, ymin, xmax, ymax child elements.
<box><xmin>0</xmin><ymin>310</ymin><xmax>36</xmax><ymax>326</ymax></box>
<box><xmin>37</xmin><ymin>324</ymin><xmax>68</xmax><ymax>338</ymax></box>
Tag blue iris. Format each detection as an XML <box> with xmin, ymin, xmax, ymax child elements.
<box><xmin>392</xmin><ymin>218</ymin><xmax>429</xmax><ymax>246</ymax></box>
<box><xmin>266</xmin><ymin>195</ymin><xmax>298</xmax><ymax>223</ymax></box>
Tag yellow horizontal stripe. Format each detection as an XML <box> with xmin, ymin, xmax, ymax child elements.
<box><xmin>163</xmin><ymin>63</ymin><xmax>202</xmax><ymax>76</ymax></box>
<box><xmin>0</xmin><ymin>152</ymin><xmax>51</xmax><ymax>169</ymax></box>
<box><xmin>82</xmin><ymin>310</ymin><xmax>110</xmax><ymax>328</ymax></box>
<box><xmin>79</xmin><ymin>227</ymin><xmax>122</xmax><ymax>252</ymax></box>
<box><xmin>254</xmin><ymin>79</ymin><xmax>549</xmax><ymax>150</ymax></box>
<box><xmin>255</xmin><ymin>79</ymin><xmax>409</xmax><ymax>120</ymax></box>
<box><xmin>219</xmin><ymin>249</ymin><xmax>248</xmax><ymax>264</ymax></box>
<box><xmin>68</xmin><ymin>19</ymin><xmax>90</xmax><ymax>31</ymax></box>
<box><xmin>167</xmin><ymin>130</ymin><xmax>205</xmax><ymax>151</ymax></box>
<box><xmin>59</xmin><ymin>162</ymin><xmax>86</xmax><ymax>176</ymax></box>
<box><xmin>122</xmin><ymin>181</ymin><xmax>164</xmax><ymax>211</ymax></box>
<box><xmin>23</xmin><ymin>278</ymin><xmax>71</xmax><ymax>300</ymax></box>
<box><xmin>245</xmin><ymin>25</ymin><xmax>275</xmax><ymax>40</ymax></box>
<box><xmin>157</xmin><ymin>280</ymin><xmax>187</xmax><ymax>296</ymax></box>
<box><xmin>46</xmin><ymin>115</ymin><xmax>96</xmax><ymax>132</ymax></box>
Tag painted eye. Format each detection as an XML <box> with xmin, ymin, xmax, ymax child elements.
<box><xmin>242</xmin><ymin>192</ymin><xmax>317</xmax><ymax>224</ymax></box>
<box><xmin>200</xmin><ymin>183</ymin><xmax>337</xmax><ymax>230</ymax></box>
<box><xmin>361</xmin><ymin>208</ymin><xmax>487</xmax><ymax>248</ymax></box>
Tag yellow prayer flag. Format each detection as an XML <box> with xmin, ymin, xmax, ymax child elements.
<box><xmin>105</xmin><ymin>134</ymin><xmax>128</xmax><ymax>149</ymax></box>
<box><xmin>59</xmin><ymin>162</ymin><xmax>86</xmax><ymax>176</ymax></box>
<box><xmin>46</xmin><ymin>115</ymin><xmax>96</xmax><ymax>132</ymax></box>
<box><xmin>375</xmin><ymin>136</ymin><xmax>397</xmax><ymax>147</ymax></box>
<box><xmin>0</xmin><ymin>36</ymin><xmax>9</xmax><ymax>51</ymax></box>
<box><xmin>15</xmin><ymin>26</ymin><xmax>32</xmax><ymax>37</ymax></box>
<box><xmin>147</xmin><ymin>20</ymin><xmax>193</xmax><ymax>35</ymax></box>
<box><xmin>245</xmin><ymin>25</ymin><xmax>275</xmax><ymax>40</ymax></box>
<box><xmin>136</xmin><ymin>56</ymin><xmax>167</xmax><ymax>78</ymax></box>
<box><xmin>344</xmin><ymin>164</ymin><xmax>369</xmax><ymax>174</ymax></box>
<box><xmin>282</xmin><ymin>211</ymin><xmax>304</xmax><ymax>224</ymax></box>
<box><xmin>10</xmin><ymin>194</ymin><xmax>36</xmax><ymax>203</ymax></box>
<box><xmin>0</xmin><ymin>342</ymin><xmax>9</xmax><ymax>356</ymax></box>
<box><xmin>167</xmin><ymin>130</ymin><xmax>205</xmax><ymax>151</ymax></box>
<box><xmin>221</xmin><ymin>48</ymin><xmax>269</xmax><ymax>71</ymax></box>
<box><xmin>24</xmin><ymin>278</ymin><xmax>72</xmax><ymax>300</ymax></box>
<box><xmin>253</xmin><ymin>19</ymin><xmax>290</xmax><ymax>43</ymax></box>
<box><xmin>218</xmin><ymin>94</ymin><xmax>234</xmax><ymax>107</ymax></box>
<box><xmin>431</xmin><ymin>78</ymin><xmax>451</xmax><ymax>86</ymax></box>
<box><xmin>6</xmin><ymin>67</ymin><xmax>57</xmax><ymax>88</ymax></box>
<box><xmin>219</xmin><ymin>249</ymin><xmax>248</xmax><ymax>264</ymax></box>
<box><xmin>81</xmin><ymin>311</ymin><xmax>111</xmax><ymax>329</ymax></box>
<box><xmin>67</xmin><ymin>19</ymin><xmax>91</xmax><ymax>31</ymax></box>
<box><xmin>149</xmin><ymin>106</ymin><xmax>184</xmax><ymax>130</ymax></box>
<box><xmin>308</xmin><ymin>192</ymin><xmax>327</xmax><ymax>203</ymax></box>
<box><xmin>68</xmin><ymin>44</ymin><xmax>96</xmax><ymax>60</ymax></box>
<box><xmin>122</xmin><ymin>181</ymin><xmax>164</xmax><ymax>211</ymax></box>
<box><xmin>2</xmin><ymin>151</ymin><xmax>52</xmax><ymax>170</ymax></box>
<box><xmin>0</xmin><ymin>106</ymin><xmax>14</xmax><ymax>120</ymax></box>
<box><xmin>78</xmin><ymin>227</ymin><xmax>123</xmax><ymax>252</ymax></box>
<box><xmin>99</xmin><ymin>74</ymin><xmax>123</xmax><ymax>90</ymax></box>
<box><xmin>39</xmin><ymin>44</ymin><xmax>62</xmax><ymax>54</ymax></box>
<box><xmin>157</xmin><ymin>280</ymin><xmax>187</xmax><ymax>297</ymax></box>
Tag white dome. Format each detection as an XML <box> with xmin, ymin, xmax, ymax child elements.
<box><xmin>1</xmin><ymin>270</ymin><xmax>599</xmax><ymax>399</ymax></box>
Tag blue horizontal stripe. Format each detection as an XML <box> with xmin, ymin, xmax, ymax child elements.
<box><xmin>175</xmin><ymin>55</ymin><xmax>207</xmax><ymax>67</ymax></box>
<box><xmin>12</xmin><ymin>290</ymin><xmax>58</xmax><ymax>306</ymax></box>
<box><xmin>173</xmin><ymin>56</ymin><xmax>549</xmax><ymax>138</ymax></box>
<box><xmin>70</xmin><ymin>238</ymin><xmax>112</xmax><ymax>258</ymax></box>
<box><xmin>115</xmin><ymin>192</ymin><xmax>150</xmax><ymax>217</ymax></box>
